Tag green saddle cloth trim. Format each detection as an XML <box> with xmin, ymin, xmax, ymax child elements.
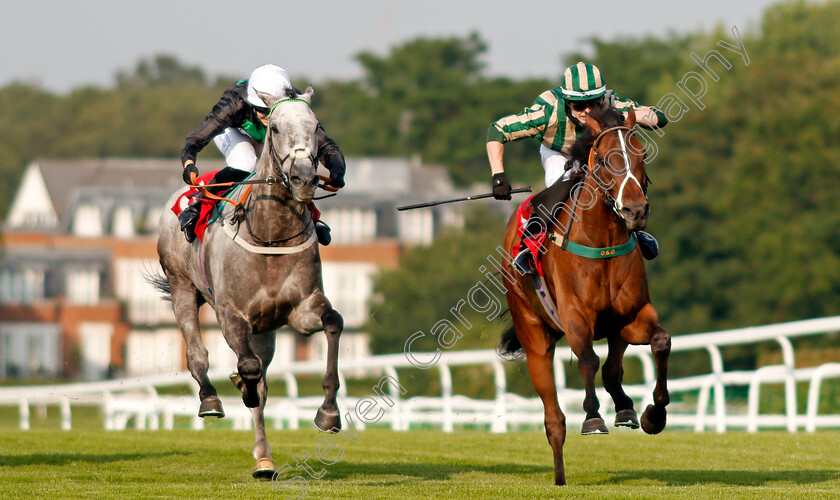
<box><xmin>553</xmin><ymin>232</ymin><xmax>637</xmax><ymax>259</ymax></box>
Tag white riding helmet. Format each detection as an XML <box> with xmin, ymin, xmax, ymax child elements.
<box><xmin>246</xmin><ymin>64</ymin><xmax>292</xmax><ymax>108</ymax></box>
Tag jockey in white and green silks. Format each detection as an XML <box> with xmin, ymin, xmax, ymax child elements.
<box><xmin>486</xmin><ymin>62</ymin><xmax>668</xmax><ymax>274</ymax></box>
<box><xmin>178</xmin><ymin>64</ymin><xmax>346</xmax><ymax>244</ymax></box>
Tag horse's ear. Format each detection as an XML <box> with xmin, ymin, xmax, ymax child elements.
<box><xmin>624</xmin><ymin>106</ymin><xmax>637</xmax><ymax>128</ymax></box>
<box><xmin>300</xmin><ymin>85</ymin><xmax>315</xmax><ymax>104</ymax></box>
<box><xmin>585</xmin><ymin>110</ymin><xmax>604</xmax><ymax>136</ymax></box>
<box><xmin>257</xmin><ymin>90</ymin><xmax>279</xmax><ymax>109</ymax></box>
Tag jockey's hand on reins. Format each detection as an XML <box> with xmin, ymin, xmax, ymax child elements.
<box><xmin>319</xmin><ymin>175</ymin><xmax>341</xmax><ymax>193</ymax></box>
<box><xmin>183</xmin><ymin>163</ymin><xmax>199</xmax><ymax>185</ymax></box>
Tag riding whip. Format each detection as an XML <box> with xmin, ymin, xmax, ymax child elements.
<box><xmin>397</xmin><ymin>186</ymin><xmax>531</xmax><ymax>211</ymax></box>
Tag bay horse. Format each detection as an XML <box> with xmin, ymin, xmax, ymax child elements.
<box><xmin>152</xmin><ymin>87</ymin><xmax>343</xmax><ymax>478</ymax></box>
<box><xmin>499</xmin><ymin>106</ymin><xmax>671</xmax><ymax>485</ymax></box>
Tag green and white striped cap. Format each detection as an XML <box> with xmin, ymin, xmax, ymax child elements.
<box><xmin>561</xmin><ymin>62</ymin><xmax>606</xmax><ymax>101</ymax></box>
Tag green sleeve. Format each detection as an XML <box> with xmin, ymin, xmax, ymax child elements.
<box><xmin>487</xmin><ymin>103</ymin><xmax>550</xmax><ymax>144</ymax></box>
<box><xmin>487</xmin><ymin>125</ymin><xmax>505</xmax><ymax>143</ymax></box>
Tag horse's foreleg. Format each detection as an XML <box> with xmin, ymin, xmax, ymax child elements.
<box><xmin>219</xmin><ymin>312</ymin><xmax>262</xmax><ymax>408</ymax></box>
<box><xmin>314</xmin><ymin>309</ymin><xmax>343</xmax><ymax>432</ymax></box>
<box><xmin>641</xmin><ymin>324</ymin><xmax>671</xmax><ymax>434</ymax></box>
<box><xmin>167</xmin><ymin>275</ymin><xmax>222</xmax><ymax>417</ymax></box>
<box><xmin>603</xmin><ymin>335</ymin><xmax>639</xmax><ymax>429</ymax></box>
<box><xmin>288</xmin><ymin>293</ymin><xmax>344</xmax><ymax>432</ymax></box>
<box><xmin>248</xmin><ymin>331</ymin><xmax>276</xmax><ymax>478</ymax></box>
<box><xmin>621</xmin><ymin>304</ymin><xmax>671</xmax><ymax>434</ymax></box>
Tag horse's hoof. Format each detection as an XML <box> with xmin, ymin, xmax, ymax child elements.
<box><xmin>252</xmin><ymin>457</ymin><xmax>276</xmax><ymax>479</ymax></box>
<box><xmin>230</xmin><ymin>372</ymin><xmax>245</xmax><ymax>392</ymax></box>
<box><xmin>641</xmin><ymin>404</ymin><xmax>667</xmax><ymax>435</ymax></box>
<box><xmin>614</xmin><ymin>408</ymin><xmax>639</xmax><ymax>429</ymax></box>
<box><xmin>581</xmin><ymin>417</ymin><xmax>609</xmax><ymax>435</ymax></box>
<box><xmin>314</xmin><ymin>407</ymin><xmax>341</xmax><ymax>432</ymax></box>
<box><xmin>198</xmin><ymin>396</ymin><xmax>225</xmax><ymax>418</ymax></box>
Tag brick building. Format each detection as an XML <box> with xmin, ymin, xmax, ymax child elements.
<box><xmin>0</xmin><ymin>157</ymin><xmax>462</xmax><ymax>379</ymax></box>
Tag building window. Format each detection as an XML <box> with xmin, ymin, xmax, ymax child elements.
<box><xmin>0</xmin><ymin>323</ymin><xmax>60</xmax><ymax>378</ymax></box>
<box><xmin>112</xmin><ymin>205</ymin><xmax>135</xmax><ymax>239</ymax></box>
<box><xmin>0</xmin><ymin>268</ymin><xmax>45</xmax><ymax>304</ymax></box>
<box><xmin>322</xmin><ymin>263</ymin><xmax>375</xmax><ymax>328</ymax></box>
<box><xmin>72</xmin><ymin>204</ymin><xmax>103</xmax><ymax>237</ymax></box>
<box><xmin>321</xmin><ymin>208</ymin><xmax>376</xmax><ymax>244</ymax></box>
<box><xmin>66</xmin><ymin>268</ymin><xmax>100</xmax><ymax>305</ymax></box>
<box><xmin>398</xmin><ymin>210</ymin><xmax>434</xmax><ymax>245</ymax></box>
<box><xmin>79</xmin><ymin>322</ymin><xmax>114</xmax><ymax>380</ymax></box>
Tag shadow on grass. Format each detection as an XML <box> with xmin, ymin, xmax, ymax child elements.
<box><xmin>595</xmin><ymin>469</ymin><xmax>840</xmax><ymax>486</ymax></box>
<box><xmin>304</xmin><ymin>461</ymin><xmax>552</xmax><ymax>485</ymax></box>
<box><xmin>0</xmin><ymin>451</ymin><xmax>186</xmax><ymax>467</ymax></box>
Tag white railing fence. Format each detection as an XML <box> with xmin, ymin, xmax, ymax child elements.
<box><xmin>2</xmin><ymin>316</ymin><xmax>840</xmax><ymax>433</ymax></box>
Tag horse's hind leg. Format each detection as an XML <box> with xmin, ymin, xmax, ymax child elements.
<box><xmin>167</xmin><ymin>273</ymin><xmax>223</xmax><ymax>417</ymax></box>
<box><xmin>603</xmin><ymin>335</ymin><xmax>639</xmax><ymax>429</ymax></box>
<box><xmin>218</xmin><ymin>312</ymin><xmax>263</xmax><ymax>408</ymax></box>
<box><xmin>248</xmin><ymin>330</ymin><xmax>276</xmax><ymax>478</ymax></box>
<box><xmin>565</xmin><ymin>316</ymin><xmax>607</xmax><ymax>435</ymax></box>
<box><xmin>508</xmin><ymin>296</ymin><xmax>566</xmax><ymax>485</ymax></box>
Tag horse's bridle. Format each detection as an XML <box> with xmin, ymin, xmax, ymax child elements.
<box><xmin>585</xmin><ymin>125</ymin><xmax>645</xmax><ymax>218</ymax></box>
<box><xmin>234</xmin><ymin>98</ymin><xmax>320</xmax><ymax>246</ymax></box>
<box><xmin>263</xmin><ymin>118</ymin><xmax>319</xmax><ymax>192</ymax></box>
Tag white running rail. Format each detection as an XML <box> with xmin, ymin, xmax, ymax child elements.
<box><xmin>2</xmin><ymin>316</ymin><xmax>840</xmax><ymax>433</ymax></box>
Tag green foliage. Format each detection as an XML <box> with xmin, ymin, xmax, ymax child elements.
<box><xmin>366</xmin><ymin>206</ymin><xmax>509</xmax><ymax>354</ymax></box>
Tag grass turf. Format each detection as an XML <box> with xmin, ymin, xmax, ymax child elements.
<box><xmin>0</xmin><ymin>425</ymin><xmax>839</xmax><ymax>499</ymax></box>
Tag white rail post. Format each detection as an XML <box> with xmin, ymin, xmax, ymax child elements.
<box><xmin>284</xmin><ymin>372</ymin><xmax>299</xmax><ymax>430</ymax></box>
<box><xmin>806</xmin><ymin>363</ymin><xmax>840</xmax><ymax>432</ymax></box>
<box><xmin>384</xmin><ymin>366</ymin><xmax>402</xmax><ymax>431</ymax></box>
<box><xmin>776</xmin><ymin>336</ymin><xmax>798</xmax><ymax>432</ymax></box>
<box><xmin>440</xmin><ymin>363</ymin><xmax>453</xmax><ymax>432</ymax></box>
<box><xmin>60</xmin><ymin>396</ymin><xmax>72</xmax><ymax>431</ymax></box>
<box><xmin>706</xmin><ymin>345</ymin><xmax>727</xmax><ymax>433</ymax></box>
<box><xmin>491</xmin><ymin>359</ymin><xmax>507</xmax><ymax>433</ymax></box>
<box><xmin>18</xmin><ymin>398</ymin><xmax>29</xmax><ymax>430</ymax></box>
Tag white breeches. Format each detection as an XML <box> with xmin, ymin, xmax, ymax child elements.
<box><xmin>213</xmin><ymin>128</ymin><xmax>264</xmax><ymax>173</ymax></box>
<box><xmin>539</xmin><ymin>145</ymin><xmax>581</xmax><ymax>187</ymax></box>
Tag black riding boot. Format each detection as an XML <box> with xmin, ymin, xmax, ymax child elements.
<box><xmin>636</xmin><ymin>231</ymin><xmax>659</xmax><ymax>260</ymax></box>
<box><xmin>178</xmin><ymin>166</ymin><xmax>250</xmax><ymax>243</ymax></box>
<box><xmin>315</xmin><ymin>221</ymin><xmax>331</xmax><ymax>246</ymax></box>
<box><xmin>179</xmin><ymin>196</ymin><xmax>204</xmax><ymax>243</ymax></box>
<box><xmin>512</xmin><ymin>178</ymin><xmax>578</xmax><ymax>275</ymax></box>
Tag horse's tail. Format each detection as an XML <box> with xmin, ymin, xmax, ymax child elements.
<box><xmin>497</xmin><ymin>322</ymin><xmax>525</xmax><ymax>361</ymax></box>
<box><xmin>144</xmin><ymin>269</ymin><xmax>172</xmax><ymax>301</ymax></box>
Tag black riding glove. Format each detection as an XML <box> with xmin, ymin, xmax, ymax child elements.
<box><xmin>326</xmin><ymin>173</ymin><xmax>345</xmax><ymax>189</ymax></box>
<box><xmin>183</xmin><ymin>163</ymin><xmax>199</xmax><ymax>185</ymax></box>
<box><xmin>492</xmin><ymin>172</ymin><xmax>512</xmax><ymax>200</ymax></box>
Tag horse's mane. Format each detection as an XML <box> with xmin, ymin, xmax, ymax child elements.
<box><xmin>567</xmin><ymin>105</ymin><xmax>626</xmax><ymax>168</ymax></box>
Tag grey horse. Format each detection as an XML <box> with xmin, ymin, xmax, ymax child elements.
<box><xmin>151</xmin><ymin>86</ymin><xmax>343</xmax><ymax>478</ymax></box>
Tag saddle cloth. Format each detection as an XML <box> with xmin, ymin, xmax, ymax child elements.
<box><xmin>512</xmin><ymin>194</ymin><xmax>548</xmax><ymax>277</ymax></box>
<box><xmin>170</xmin><ymin>170</ymin><xmax>322</xmax><ymax>243</ymax></box>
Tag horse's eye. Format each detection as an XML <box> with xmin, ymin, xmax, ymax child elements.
<box><xmin>271</xmin><ymin>125</ymin><xmax>279</xmax><ymax>134</ymax></box>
